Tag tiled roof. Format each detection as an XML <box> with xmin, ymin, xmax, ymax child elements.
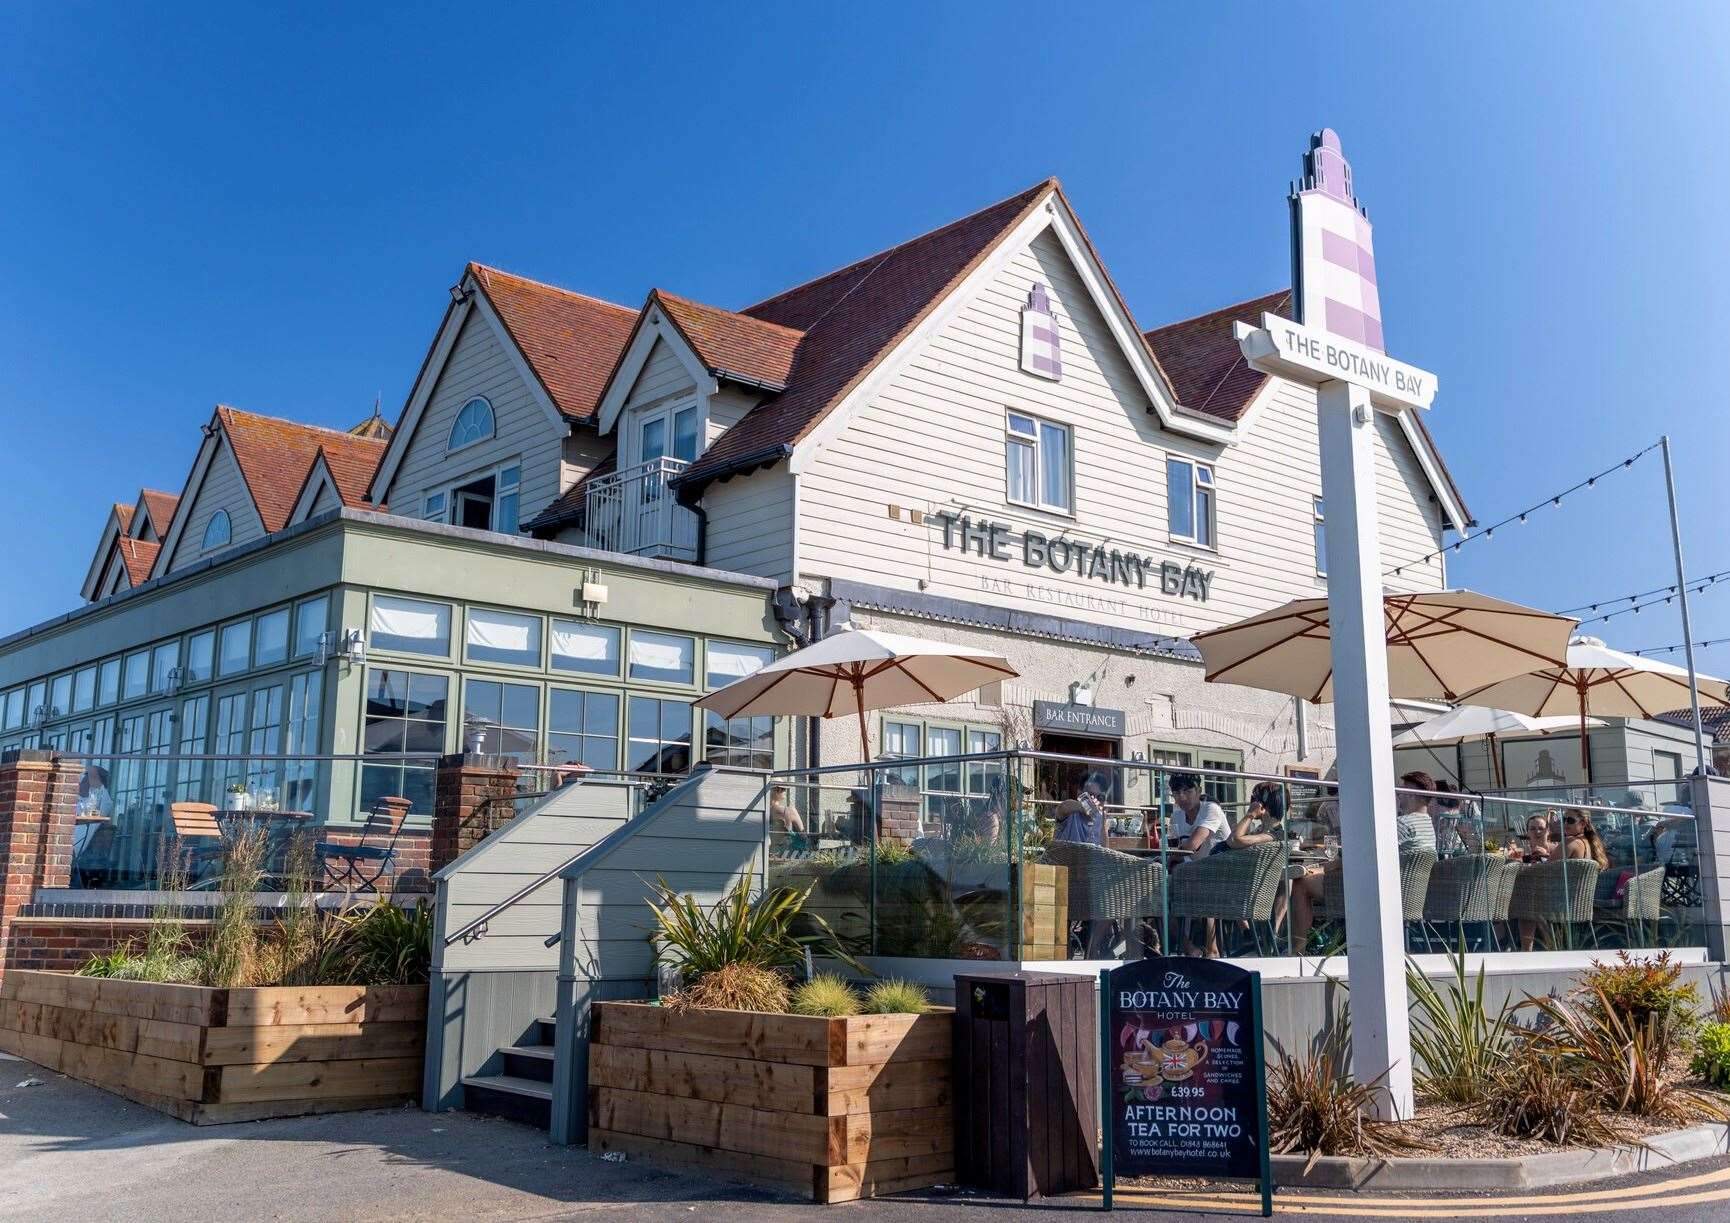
<box><xmin>137</xmin><ymin>489</ymin><xmax>179</xmax><ymax>536</ymax></box>
<box><xmin>1142</xmin><ymin>290</ymin><xmax>1292</xmax><ymax>422</ymax></box>
<box><xmin>115</xmin><ymin>537</ymin><xmax>160</xmax><ymax>587</ymax></box>
<box><xmin>112</xmin><ymin>502</ymin><xmax>135</xmax><ymax>535</ymax></box>
<box><xmin>469</xmin><ymin>263</ymin><xmax>637</xmax><ymax>424</ymax></box>
<box><xmin>652</xmin><ymin>291</ymin><xmax>803</xmax><ymax>390</ymax></box>
<box><xmin>524</xmin><ymin>453</ymin><xmax>616</xmax><ymax>534</ymax></box>
<box><xmin>1656</xmin><ymin>706</ymin><xmax>1730</xmax><ymax>744</ymax></box>
<box><xmin>315</xmin><ymin>433</ymin><xmax>390</xmax><ymax>507</ymax></box>
<box><xmin>216</xmin><ymin>406</ymin><xmax>380</xmax><ymax>533</ymax></box>
<box><xmin>677</xmin><ymin>178</ymin><xmax>1057</xmax><ymax>489</ymax></box>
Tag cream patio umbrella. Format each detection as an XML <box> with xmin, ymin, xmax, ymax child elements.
<box><xmin>693</xmin><ymin>624</ymin><xmax>1020</xmax><ymax>762</ymax></box>
<box><xmin>1191</xmin><ymin>590</ymin><xmax>1577</xmax><ymax>705</ymax></box>
<box><xmin>1393</xmin><ymin>705</ymin><xmax>1603</xmax><ymax>788</ymax></box>
<box><xmin>1453</xmin><ymin>634</ymin><xmax>1730</xmax><ymax>782</ymax></box>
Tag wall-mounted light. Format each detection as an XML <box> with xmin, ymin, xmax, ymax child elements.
<box><xmin>1069</xmin><ymin>681</ymin><xmax>1094</xmax><ymax>708</ymax></box>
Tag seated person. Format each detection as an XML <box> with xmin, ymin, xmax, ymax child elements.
<box><xmin>768</xmin><ymin>785</ymin><xmax>808</xmax><ymax>852</ymax></box>
<box><xmin>1054</xmin><ymin>777</ymin><xmax>1108</xmax><ymax>846</ymax></box>
<box><xmin>1290</xmin><ymin>771</ymin><xmax>1436</xmax><ymax>946</ymax></box>
<box><xmin>1166</xmin><ymin>773</ymin><xmax>1233</xmax><ymax>956</ymax></box>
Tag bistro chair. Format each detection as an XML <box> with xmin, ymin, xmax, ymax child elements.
<box><xmin>1042</xmin><ymin>840</ymin><xmax>1166</xmax><ymax>958</ymax></box>
<box><xmin>1490</xmin><ymin>856</ymin><xmax>1522</xmax><ymax>947</ymax></box>
<box><xmin>315</xmin><ymin>798</ymin><xmax>408</xmax><ymax>894</ymax></box>
<box><xmin>1509</xmin><ymin>859</ymin><xmax>1602</xmax><ymax>950</ymax></box>
<box><xmin>1421</xmin><ymin>853</ymin><xmax>1502</xmax><ymax>951</ymax></box>
<box><xmin>169</xmin><ymin>801</ymin><xmax>225</xmax><ymax>884</ymax></box>
<box><xmin>1593</xmin><ymin>863</ymin><xmax>1667</xmax><ymax>949</ymax></box>
<box><xmin>1167</xmin><ymin>842</ymin><xmax>1287</xmax><ymax>956</ymax></box>
<box><xmin>1317</xmin><ymin>849</ymin><xmax>1436</xmax><ymax>950</ymax></box>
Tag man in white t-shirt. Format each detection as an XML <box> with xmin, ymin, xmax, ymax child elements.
<box><xmin>1168</xmin><ymin>773</ymin><xmax>1231</xmax><ymax>856</ymax></box>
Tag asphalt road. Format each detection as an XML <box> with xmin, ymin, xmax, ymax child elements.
<box><xmin>3</xmin><ymin>1052</ymin><xmax>1727</xmax><ymax>1222</ymax></box>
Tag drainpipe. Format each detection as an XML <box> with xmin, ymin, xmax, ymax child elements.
<box><xmin>691</xmin><ymin>503</ymin><xmax>709</xmax><ymax>567</ymax></box>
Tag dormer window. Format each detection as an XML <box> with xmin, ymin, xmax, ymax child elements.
<box><xmin>202</xmin><ymin>509</ymin><xmax>231</xmax><ymax>551</ymax></box>
<box><xmin>448</xmin><ymin>397</ymin><xmax>495</xmax><ymax>453</ymax></box>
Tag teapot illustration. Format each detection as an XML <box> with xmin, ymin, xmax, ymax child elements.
<box><xmin>1156</xmin><ymin>1036</ymin><xmax>1209</xmax><ymax>1081</ymax></box>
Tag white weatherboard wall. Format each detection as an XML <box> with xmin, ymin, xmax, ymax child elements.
<box><xmin>702</xmin><ymin>465</ymin><xmax>796</xmax><ymax>583</ymax></box>
<box><xmin>385</xmin><ymin>311</ymin><xmax>570</xmax><ymax>527</ymax></box>
<box><xmin>794</xmin><ymin>228</ymin><xmax>1447</xmax><ymax>640</ymax></box>
<box><xmin>164</xmin><ymin>437</ymin><xmax>266</xmax><ymax>573</ymax></box>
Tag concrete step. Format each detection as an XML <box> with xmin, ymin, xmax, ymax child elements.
<box><xmin>500</xmin><ymin>1045</ymin><xmax>555</xmax><ymax>1084</ymax></box>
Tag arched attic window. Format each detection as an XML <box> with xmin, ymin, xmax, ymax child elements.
<box><xmin>448</xmin><ymin>397</ymin><xmax>495</xmax><ymax>452</ymax></box>
<box><xmin>202</xmin><ymin>509</ymin><xmax>231</xmax><ymax>551</ymax></box>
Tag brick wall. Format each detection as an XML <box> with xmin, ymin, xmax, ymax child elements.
<box><xmin>0</xmin><ymin>750</ymin><xmax>80</xmax><ymax>979</ymax></box>
<box><xmin>429</xmin><ymin>754</ymin><xmax>521</xmax><ymax>872</ymax></box>
<box><xmin>3</xmin><ymin>917</ymin><xmax>209</xmax><ymax>974</ymax></box>
<box><xmin>313</xmin><ymin>827</ymin><xmax>433</xmax><ymax>894</ymax></box>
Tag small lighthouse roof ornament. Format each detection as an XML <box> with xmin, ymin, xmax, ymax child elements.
<box><xmin>1291</xmin><ymin>128</ymin><xmax>1383</xmax><ymax>352</ymax></box>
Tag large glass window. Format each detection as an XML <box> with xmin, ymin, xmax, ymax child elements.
<box><xmin>369</xmin><ymin>595</ymin><xmax>451</xmax><ymax>656</ymax></box>
<box><xmin>966</xmin><ymin>728</ymin><xmax>1004</xmax><ymax>796</ymax></box>
<box><xmin>293</xmin><ymin>595</ymin><xmax>328</xmax><ymax>659</ymax></box>
<box><xmin>704</xmin><ymin>712</ymin><xmax>774</xmax><ymax>770</ymax></box>
<box><xmin>549</xmin><ymin>688</ymin><xmax>620</xmax><ymax>773</ymax></box>
<box><xmin>627</xmin><ymin>696</ymin><xmax>692</xmax><ymax>773</ymax></box>
<box><xmin>213</xmin><ymin>693</ymin><xmax>249</xmax><ymax>799</ymax></box>
<box><xmin>551</xmin><ymin>619</ymin><xmax>620</xmax><ymax>677</ymax></box>
<box><xmin>1006</xmin><ymin>411</ymin><xmax>1072</xmax><ymax>513</ymax></box>
<box><xmin>255</xmin><ymin>608</ymin><xmax>290</xmax><ymax>667</ymax></box>
<box><xmin>924</xmin><ymin>725</ymin><xmax>964</xmax><ymax>820</ymax></box>
<box><xmin>48</xmin><ymin>674</ymin><xmax>72</xmax><ymax>721</ymax></box>
<box><xmin>97</xmin><ymin>658</ymin><xmax>121</xmax><ymax>706</ymax></box>
<box><xmin>150</xmin><ymin>641</ymin><xmax>179</xmax><ymax>695</ymax></box>
<box><xmin>185</xmin><ymin>630</ymin><xmax>215</xmax><ymax>684</ymax></box>
<box><xmin>247</xmin><ymin>684</ymin><xmax>285</xmax><ymax>799</ymax></box>
<box><xmin>1</xmin><ymin>688</ymin><xmax>22</xmax><ymax>730</ymax></box>
<box><xmin>122</xmin><ymin>651</ymin><xmax>149</xmax><ymax>701</ymax></box>
<box><xmin>25</xmin><ymin>681</ymin><xmax>46</xmax><ymax>724</ymax></box>
<box><xmin>628</xmin><ymin>630</ymin><xmax>694</xmax><ymax>685</ymax></box>
<box><xmin>361</xmin><ymin>670</ymin><xmax>449</xmax><ymax>816</ymax></box>
<box><xmin>462</xmin><ymin>678</ymin><xmax>540</xmax><ymax>765</ymax></box>
<box><xmin>465</xmin><ymin>608</ymin><xmax>541</xmax><ymax>668</ymax></box>
<box><xmin>1166</xmin><ymin>457</ymin><xmax>1216</xmax><ymax>548</ymax></box>
<box><xmin>219</xmin><ymin>621</ymin><xmax>252</xmax><ymax>677</ymax></box>
<box><xmin>705</xmin><ymin>641</ymin><xmax>774</xmax><ymax>690</ymax></box>
<box><xmin>883</xmin><ymin>719</ymin><xmax>923</xmax><ymax>788</ymax></box>
<box><xmin>175</xmin><ymin>695</ymin><xmax>209</xmax><ymax>802</ymax></box>
<box><xmin>283</xmin><ymin>672</ymin><xmax>323</xmax><ymax>810</ymax></box>
<box><xmin>72</xmin><ymin>666</ymin><xmax>96</xmax><ymax>713</ymax></box>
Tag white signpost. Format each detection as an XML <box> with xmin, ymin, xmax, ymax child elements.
<box><xmin>1237</xmin><ymin>130</ymin><xmax>1436</xmax><ymax>1120</ymax></box>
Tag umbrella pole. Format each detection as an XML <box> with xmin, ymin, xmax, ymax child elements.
<box><xmin>854</xmin><ymin>673</ymin><xmax>870</xmax><ymax>765</ymax></box>
<box><xmin>1490</xmin><ymin>732</ymin><xmax>1504</xmax><ymax>790</ymax></box>
<box><xmin>1578</xmin><ymin>695</ymin><xmax>1594</xmax><ymax>788</ymax></box>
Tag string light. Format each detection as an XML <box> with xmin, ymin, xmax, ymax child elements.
<box><xmin>1383</xmin><ymin>440</ymin><xmax>1662</xmax><ymax>576</ymax></box>
<box><xmin>1570</xmin><ymin>570</ymin><xmax>1730</xmax><ymax>626</ymax></box>
<box><xmin>1631</xmin><ymin>636</ymin><xmax>1730</xmax><ymax>658</ymax></box>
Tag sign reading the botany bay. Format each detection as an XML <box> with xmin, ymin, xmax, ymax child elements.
<box><xmin>1099</xmin><ymin>957</ymin><xmax>1271</xmax><ymax>1214</ymax></box>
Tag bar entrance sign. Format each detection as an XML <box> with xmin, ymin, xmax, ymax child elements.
<box><xmin>1099</xmin><ymin>957</ymin><xmax>1271</xmax><ymax>1215</ymax></box>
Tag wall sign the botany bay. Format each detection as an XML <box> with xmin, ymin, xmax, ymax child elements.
<box><xmin>1099</xmin><ymin>956</ymin><xmax>1271</xmax><ymax>1214</ymax></box>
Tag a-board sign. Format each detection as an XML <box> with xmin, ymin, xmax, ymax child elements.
<box><xmin>1099</xmin><ymin>956</ymin><xmax>1270</xmax><ymax>1214</ymax></box>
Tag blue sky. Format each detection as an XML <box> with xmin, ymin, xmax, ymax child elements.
<box><xmin>4</xmin><ymin>3</ymin><xmax>1728</xmax><ymax>663</ymax></box>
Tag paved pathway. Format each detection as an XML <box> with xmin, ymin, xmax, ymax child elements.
<box><xmin>2</xmin><ymin>1054</ymin><xmax>1725</xmax><ymax>1221</ymax></box>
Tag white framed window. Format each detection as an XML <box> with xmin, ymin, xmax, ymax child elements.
<box><xmin>218</xmin><ymin>621</ymin><xmax>252</xmax><ymax>677</ymax></box>
<box><xmin>1166</xmin><ymin>456</ymin><xmax>1216</xmax><ymax>548</ymax></box>
<box><xmin>185</xmin><ymin>630</ymin><xmax>216</xmax><ymax>684</ymax></box>
<box><xmin>149</xmin><ymin>641</ymin><xmax>180</xmax><ymax>694</ymax></box>
<box><xmin>1312</xmin><ymin>497</ymin><xmax>1327</xmax><ymax>577</ymax></box>
<box><xmin>72</xmin><ymin>666</ymin><xmax>96</xmax><ymax>713</ymax></box>
<box><xmin>1</xmin><ymin>688</ymin><xmax>22</xmax><ymax>730</ymax></box>
<box><xmin>122</xmin><ymin>651</ymin><xmax>149</xmax><ymax>701</ymax></box>
<box><xmin>882</xmin><ymin>718</ymin><xmax>923</xmax><ymax>788</ymax></box>
<box><xmin>368</xmin><ymin>595</ymin><xmax>452</xmax><ymax>657</ymax></box>
<box><xmin>1005</xmin><ymin>411</ymin><xmax>1072</xmax><ymax>514</ymax></box>
<box><xmin>447</xmin><ymin>396</ymin><xmax>495</xmax><ymax>453</ymax></box>
<box><xmin>423</xmin><ymin>491</ymin><xmax>446</xmax><ymax>522</ymax></box>
<box><xmin>432</xmin><ymin>460</ymin><xmax>522</xmax><ymax>534</ymax></box>
<box><xmin>293</xmin><ymin>595</ymin><xmax>328</xmax><ymax>659</ymax></box>
<box><xmin>495</xmin><ymin>465</ymin><xmax>520</xmax><ymax>534</ymax></box>
<box><xmin>202</xmin><ymin>509</ymin><xmax>231</xmax><ymax>551</ymax></box>
<box><xmin>255</xmin><ymin>607</ymin><xmax>290</xmax><ymax>667</ymax></box>
<box><xmin>48</xmin><ymin>674</ymin><xmax>72</xmax><ymax>721</ymax></box>
<box><xmin>465</xmin><ymin>607</ymin><xmax>542</xmax><ymax>668</ymax></box>
<box><xmin>551</xmin><ymin>619</ymin><xmax>621</xmax><ymax>677</ymax></box>
<box><xmin>97</xmin><ymin>658</ymin><xmax>121</xmax><ymax>706</ymax></box>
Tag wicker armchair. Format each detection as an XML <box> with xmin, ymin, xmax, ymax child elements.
<box><xmin>1593</xmin><ymin>864</ymin><xmax>1667</xmax><ymax>948</ymax></box>
<box><xmin>1319</xmin><ymin>849</ymin><xmax>1437</xmax><ymax>925</ymax></box>
<box><xmin>1422</xmin><ymin>854</ymin><xmax>1501</xmax><ymax>949</ymax></box>
<box><xmin>1168</xmin><ymin>843</ymin><xmax>1288</xmax><ymax>954</ymax></box>
<box><xmin>1041</xmin><ymin>841</ymin><xmax>1167</xmax><ymax>924</ymax></box>
<box><xmin>1509</xmin><ymin>858</ymin><xmax>1601</xmax><ymax>949</ymax></box>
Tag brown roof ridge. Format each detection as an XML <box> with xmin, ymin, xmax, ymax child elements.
<box><xmin>214</xmin><ymin>403</ymin><xmax>370</xmax><ymax>442</ymax></box>
<box><xmin>468</xmin><ymin>263</ymin><xmax>637</xmax><ymax>317</ymax></box>
<box><xmin>649</xmin><ymin>288</ymin><xmax>806</xmax><ymax>341</ymax></box>
<box><xmin>646</xmin><ymin>289</ymin><xmax>806</xmax><ymax>390</ymax></box>
<box><xmin>1142</xmin><ymin>288</ymin><xmax>1292</xmax><ymax>338</ymax></box>
<box><xmin>742</xmin><ymin>177</ymin><xmax>1060</xmax><ymax>317</ymax></box>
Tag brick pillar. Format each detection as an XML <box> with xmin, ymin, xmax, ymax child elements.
<box><xmin>429</xmin><ymin>753</ymin><xmax>521</xmax><ymax>873</ymax></box>
<box><xmin>0</xmin><ymin>749</ymin><xmax>81</xmax><ymax>978</ymax></box>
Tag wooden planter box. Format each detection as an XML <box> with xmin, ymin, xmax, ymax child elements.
<box><xmin>588</xmin><ymin>1001</ymin><xmax>954</xmax><ymax>1203</ymax></box>
<box><xmin>0</xmin><ymin>970</ymin><xmax>426</xmax><ymax>1124</ymax></box>
<box><xmin>1018</xmin><ymin>862</ymin><xmax>1069</xmax><ymax>961</ymax></box>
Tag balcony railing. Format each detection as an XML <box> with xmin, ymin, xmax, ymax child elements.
<box><xmin>576</xmin><ymin>457</ymin><xmax>699</xmax><ymax>562</ymax></box>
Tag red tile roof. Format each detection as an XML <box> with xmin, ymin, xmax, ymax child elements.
<box><xmin>216</xmin><ymin>406</ymin><xmax>381</xmax><ymax>533</ymax></box>
<box><xmin>112</xmin><ymin>502</ymin><xmax>135</xmax><ymax>536</ymax></box>
<box><xmin>470</xmin><ymin>264</ymin><xmax>637</xmax><ymax>424</ymax></box>
<box><xmin>678</xmin><ymin>178</ymin><xmax>1057</xmax><ymax>489</ymax></box>
<box><xmin>1142</xmin><ymin>290</ymin><xmax>1292</xmax><ymax>422</ymax></box>
<box><xmin>137</xmin><ymin>489</ymin><xmax>179</xmax><ymax>536</ymax></box>
<box><xmin>115</xmin><ymin>537</ymin><xmax>160</xmax><ymax>587</ymax></box>
<box><xmin>652</xmin><ymin>291</ymin><xmax>803</xmax><ymax>389</ymax></box>
<box><xmin>314</xmin><ymin>433</ymin><xmax>390</xmax><ymax>507</ymax></box>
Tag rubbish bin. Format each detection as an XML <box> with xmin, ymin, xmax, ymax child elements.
<box><xmin>953</xmin><ymin>971</ymin><xmax>1100</xmax><ymax>1199</ymax></box>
